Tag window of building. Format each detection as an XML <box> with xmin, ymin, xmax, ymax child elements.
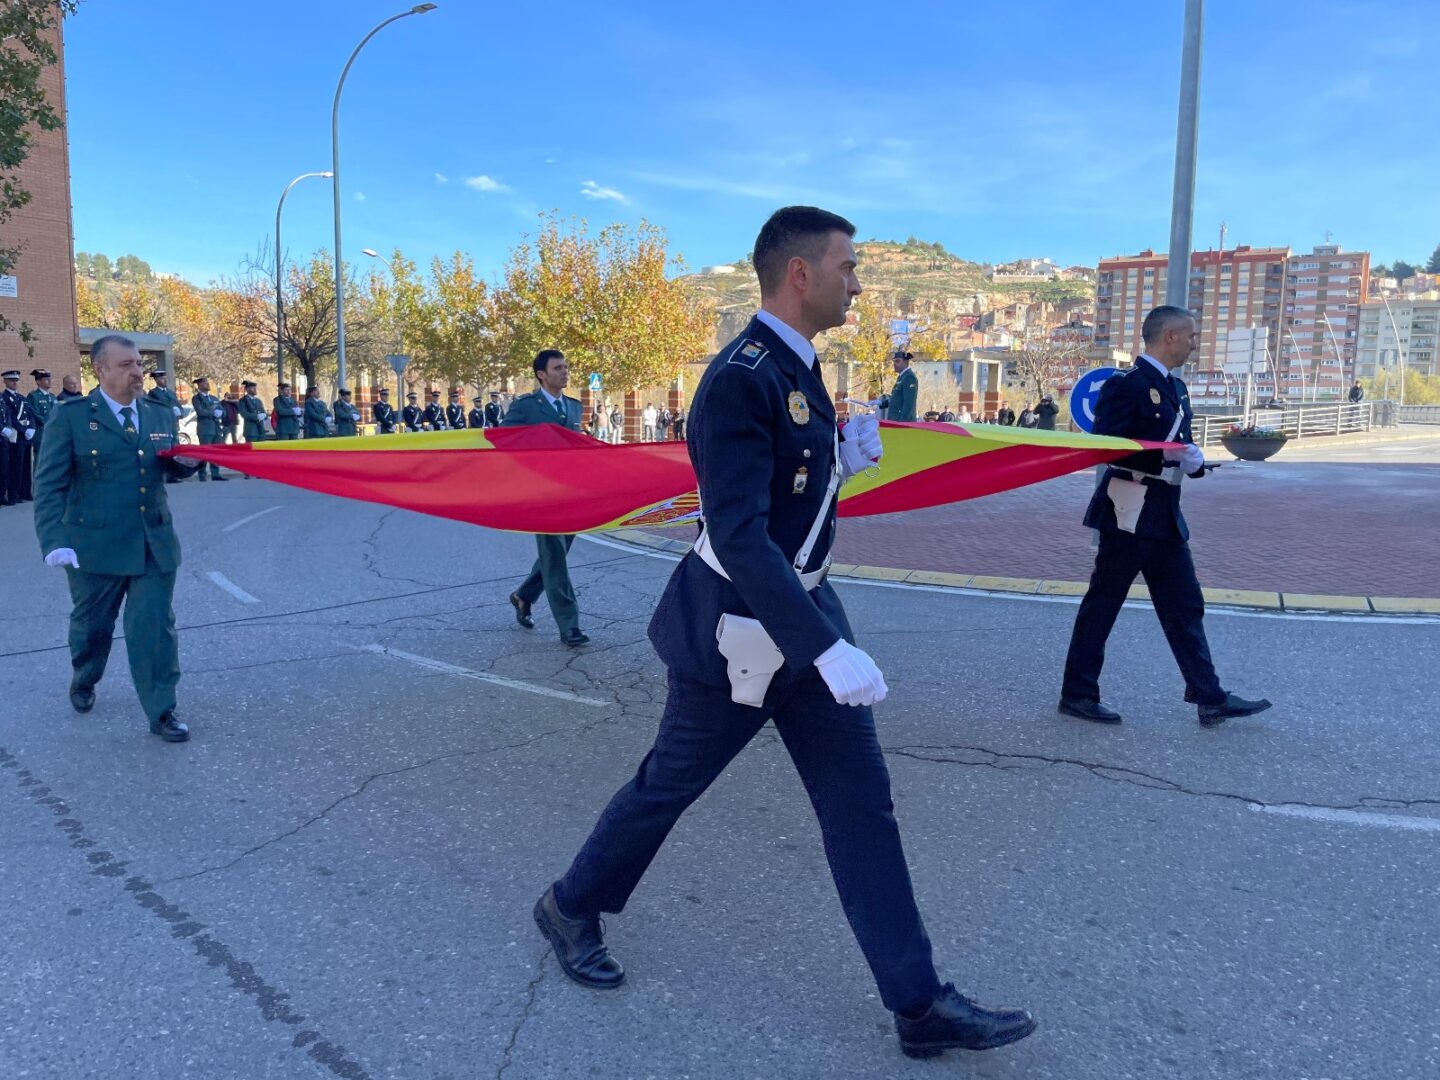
<box><xmin>1143</xmin><ymin>269</ymin><xmax>1154</xmax><ymax>277</ymax></box>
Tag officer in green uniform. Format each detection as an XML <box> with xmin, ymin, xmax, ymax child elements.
<box><xmin>190</xmin><ymin>375</ymin><xmax>227</xmax><ymax>481</ymax></box>
<box><xmin>146</xmin><ymin>369</ymin><xmax>182</xmax><ymax>417</ymax></box>
<box><xmin>33</xmin><ymin>333</ymin><xmax>199</xmax><ymax>742</ymax></box>
<box><xmin>273</xmin><ymin>382</ymin><xmax>301</xmax><ymax>439</ymax></box>
<box><xmin>503</xmin><ymin>349</ymin><xmax>589</xmax><ymax>646</ymax></box>
<box><xmin>26</xmin><ymin>369</ymin><xmax>57</xmax><ymax>494</ymax></box>
<box><xmin>303</xmin><ymin>386</ymin><xmax>332</xmax><ymax>438</ymax></box>
<box><xmin>879</xmin><ymin>349</ymin><xmax>919</xmax><ymax>422</ymax></box>
<box><xmin>238</xmin><ymin>379</ymin><xmax>269</xmax><ymax>442</ymax></box>
<box><xmin>333</xmin><ymin>388</ymin><xmax>360</xmax><ymax>436</ymax></box>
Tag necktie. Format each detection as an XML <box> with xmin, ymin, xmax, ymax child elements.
<box><xmin>554</xmin><ymin>397</ymin><xmax>566</xmax><ymax>423</ymax></box>
<box><xmin>120</xmin><ymin>406</ymin><xmax>137</xmax><ymax>438</ymax></box>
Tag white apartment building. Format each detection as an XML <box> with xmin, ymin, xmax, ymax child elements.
<box><xmin>1355</xmin><ymin>298</ymin><xmax>1440</xmax><ymax>379</ymax></box>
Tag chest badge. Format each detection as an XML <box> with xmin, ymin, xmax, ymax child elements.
<box><xmin>787</xmin><ymin>392</ymin><xmax>810</xmax><ymax>425</ymax></box>
<box><xmin>89</xmin><ymin>422</ymin><xmax>98</xmax><ymax>430</ymax></box>
<box><xmin>792</xmin><ymin>466</ymin><xmax>809</xmax><ymax>494</ymax></box>
<box><xmin>1149</xmin><ymin>388</ymin><xmax>1162</xmax><ymax>404</ymax></box>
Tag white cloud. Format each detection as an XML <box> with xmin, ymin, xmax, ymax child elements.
<box><xmin>464</xmin><ymin>174</ymin><xmax>509</xmax><ymax>193</ymax></box>
<box><xmin>434</xmin><ymin>172</ymin><xmax>448</xmax><ymax>184</ymax></box>
<box><xmin>580</xmin><ymin>180</ymin><xmax>629</xmax><ymax>204</ymax></box>
<box><xmin>354</xmin><ymin>191</ymin><xmax>366</xmax><ymax>202</ymax></box>
<box><xmin>1322</xmin><ymin>74</ymin><xmax>1378</xmax><ymax>103</ymax></box>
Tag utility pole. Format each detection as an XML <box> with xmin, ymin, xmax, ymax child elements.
<box><xmin>1164</xmin><ymin>0</ymin><xmax>1204</xmax><ymax>310</ymax></box>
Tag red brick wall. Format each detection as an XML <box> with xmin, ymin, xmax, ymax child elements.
<box><xmin>0</xmin><ymin>22</ymin><xmax>79</xmax><ymax>385</ymax></box>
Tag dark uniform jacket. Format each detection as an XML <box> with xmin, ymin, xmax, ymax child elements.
<box><xmin>422</xmin><ymin>402</ymin><xmax>447</xmax><ymax>429</ymax></box>
<box><xmin>402</xmin><ymin>404</ymin><xmax>423</xmax><ymax>431</ymax></box>
<box><xmin>238</xmin><ymin>393</ymin><xmax>268</xmax><ymax>440</ymax></box>
<box><xmin>884</xmin><ymin>366</ymin><xmax>919</xmax><ymax>422</ymax></box>
<box><xmin>33</xmin><ymin>391</ymin><xmax>194</xmax><ymax>576</ymax></box>
<box><xmin>303</xmin><ymin>396</ymin><xmax>332</xmax><ymax>438</ymax></box>
<box><xmin>500</xmin><ymin>389</ymin><xmax>581</xmax><ymax>431</ymax></box>
<box><xmin>484</xmin><ymin>401</ymin><xmax>504</xmax><ymax>427</ymax></box>
<box><xmin>446</xmin><ymin>403</ymin><xmax>467</xmax><ymax>429</ymax></box>
<box><xmin>1</xmin><ymin>388</ymin><xmax>35</xmax><ymax>437</ymax></box>
<box><xmin>274</xmin><ymin>394</ymin><xmax>301</xmax><ymax>437</ymax></box>
<box><xmin>333</xmin><ymin>399</ymin><xmax>360</xmax><ymax>436</ymax></box>
<box><xmin>146</xmin><ymin>385</ymin><xmax>180</xmax><ymax>415</ymax></box>
<box><xmin>27</xmin><ymin>388</ymin><xmax>57</xmax><ymax>433</ymax></box>
<box><xmin>648</xmin><ymin>316</ymin><xmax>853</xmax><ymax>693</ymax></box>
<box><xmin>1083</xmin><ymin>358</ymin><xmax>1204</xmax><ymax>542</ymax></box>
<box><xmin>468</xmin><ymin>405</ymin><xmax>485</xmax><ymax>429</ymax></box>
<box><xmin>1035</xmin><ymin>400</ymin><xmax>1059</xmax><ymax>430</ymax></box>
<box><xmin>192</xmin><ymin>391</ymin><xmax>223</xmax><ymax>440</ymax></box>
<box><xmin>372</xmin><ymin>400</ymin><xmax>397</xmax><ymax>433</ymax></box>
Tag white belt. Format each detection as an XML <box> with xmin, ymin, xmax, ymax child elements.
<box><xmin>1112</xmin><ymin>465</ymin><xmax>1183</xmax><ymax>487</ymax></box>
<box><xmin>693</xmin><ymin>529</ymin><xmax>832</xmax><ymax>591</ymax></box>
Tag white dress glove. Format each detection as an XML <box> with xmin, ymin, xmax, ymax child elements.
<box><xmin>814</xmin><ymin>639</ymin><xmax>888</xmax><ymax>707</ymax></box>
<box><xmin>213</xmin><ymin>408</ymin><xmax>223</xmax><ymax>419</ymax></box>
<box><xmin>44</xmin><ymin>548</ymin><xmax>80</xmax><ymax>568</ymax></box>
<box><xmin>1</xmin><ymin>427</ymin><xmax>15</xmax><ymax>443</ymax></box>
<box><xmin>172</xmin><ymin>405</ymin><xmax>182</xmax><ymax>417</ymax></box>
<box><xmin>1164</xmin><ymin>443</ymin><xmax>1205</xmax><ymax>473</ymax></box>
<box><xmin>293</xmin><ymin>407</ymin><xmax>303</xmax><ymax>416</ymax></box>
<box><xmin>838</xmin><ymin>414</ymin><xmax>883</xmax><ymax>479</ymax></box>
<box><xmin>24</xmin><ymin>427</ymin><xmax>34</xmax><ymax>440</ymax></box>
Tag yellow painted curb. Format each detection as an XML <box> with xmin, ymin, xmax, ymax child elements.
<box><xmin>1037</xmin><ymin>580</ymin><xmax>1090</xmax><ymax>596</ymax></box>
<box><xmin>905</xmin><ymin>570</ymin><xmax>974</xmax><ymax>587</ymax></box>
<box><xmin>967</xmin><ymin>575</ymin><xmax>1042</xmax><ymax>593</ymax></box>
<box><xmin>1127</xmin><ymin>583</ymin><xmax>1151</xmax><ymax>601</ymax></box>
<box><xmin>1203</xmin><ymin>588</ymin><xmax>1283</xmax><ymax>610</ymax></box>
<box><xmin>1370</xmin><ymin>596</ymin><xmax>1440</xmax><ymax>615</ymax></box>
<box><xmin>1283</xmin><ymin>592</ymin><xmax>1372</xmax><ymax>612</ymax></box>
<box><xmin>844</xmin><ymin>565</ymin><xmax>913</xmax><ymax>581</ymax></box>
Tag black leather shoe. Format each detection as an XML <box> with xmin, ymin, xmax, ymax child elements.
<box><xmin>69</xmin><ymin>678</ymin><xmax>95</xmax><ymax>714</ymax></box>
<box><xmin>533</xmin><ymin>884</ymin><xmax>625</xmax><ymax>989</ymax></box>
<box><xmin>1058</xmin><ymin>697</ymin><xmax>1122</xmax><ymax>724</ymax></box>
<box><xmin>896</xmin><ymin>984</ymin><xmax>1037</xmax><ymax>1057</ymax></box>
<box><xmin>198</xmin><ymin>473</ymin><xmax>209</xmax><ymax>482</ymax></box>
<box><xmin>1198</xmin><ymin>692</ymin><xmax>1272</xmax><ymax>727</ymax></box>
<box><xmin>212</xmin><ymin>474</ymin><xmax>229</xmax><ymax>481</ymax></box>
<box><xmin>149</xmin><ymin>712</ymin><xmax>190</xmax><ymax>742</ymax></box>
<box><xmin>510</xmin><ymin>592</ymin><xmax>534</xmax><ymax>629</ymax></box>
<box><xmin>560</xmin><ymin>628</ymin><xmax>590</xmax><ymax>647</ymax></box>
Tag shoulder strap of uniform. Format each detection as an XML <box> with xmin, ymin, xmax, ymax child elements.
<box><xmin>723</xmin><ymin>337</ymin><xmax>769</xmax><ymax>370</ymax></box>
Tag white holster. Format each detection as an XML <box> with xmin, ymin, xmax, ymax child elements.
<box><xmin>697</xmin><ymin>429</ymin><xmax>840</xmax><ymax>707</ymax></box>
<box><xmin>1105</xmin><ymin>409</ymin><xmax>1185</xmax><ymax>534</ymax></box>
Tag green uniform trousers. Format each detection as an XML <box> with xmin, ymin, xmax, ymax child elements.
<box><xmin>65</xmin><ymin>543</ymin><xmax>180</xmax><ymax>722</ymax></box>
<box><xmin>198</xmin><ymin>429</ymin><xmax>223</xmax><ymax>478</ymax></box>
<box><xmin>515</xmin><ymin>534</ymin><xmax>579</xmax><ymax>634</ymax></box>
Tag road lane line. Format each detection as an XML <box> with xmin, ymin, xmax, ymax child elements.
<box><xmin>222</xmin><ymin>505</ymin><xmax>281</xmax><ymax>533</ymax></box>
<box><xmin>358</xmin><ymin>644</ymin><xmax>608</xmax><ymax>706</ymax></box>
<box><xmin>1251</xmin><ymin>804</ymin><xmax>1440</xmax><ymax>834</ymax></box>
<box><xmin>206</xmin><ymin>571</ymin><xmax>260</xmax><ymax>604</ymax></box>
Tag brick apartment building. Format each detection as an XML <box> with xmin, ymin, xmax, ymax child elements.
<box><xmin>1277</xmin><ymin>244</ymin><xmax>1369</xmax><ymax>396</ymax></box>
<box><xmin>0</xmin><ymin>21</ymin><xmax>80</xmax><ymax>385</ymax></box>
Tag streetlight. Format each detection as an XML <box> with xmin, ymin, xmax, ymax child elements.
<box><xmin>332</xmin><ymin>3</ymin><xmax>439</xmax><ymax>392</ymax></box>
<box><xmin>362</xmin><ymin>247</ymin><xmax>404</xmax><ymax>351</ymax></box>
<box><xmin>362</xmin><ymin>247</ymin><xmax>411</xmax><ymax>401</ymax></box>
<box><xmin>275</xmin><ymin>171</ymin><xmax>333</xmax><ymax>385</ymax></box>
<box><xmin>1164</xmin><ymin>0</ymin><xmax>1204</xmax><ymax>307</ymax></box>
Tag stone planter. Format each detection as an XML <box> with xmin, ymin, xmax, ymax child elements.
<box><xmin>1220</xmin><ymin>435</ymin><xmax>1288</xmax><ymax>461</ymax></box>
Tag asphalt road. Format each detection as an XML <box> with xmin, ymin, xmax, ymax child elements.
<box><xmin>2</xmin><ymin>475</ymin><xmax>1438</xmax><ymax>1080</ymax></box>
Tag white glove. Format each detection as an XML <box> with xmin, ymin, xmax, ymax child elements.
<box><xmin>814</xmin><ymin>639</ymin><xmax>888</xmax><ymax>707</ymax></box>
<box><xmin>840</xmin><ymin>412</ymin><xmax>883</xmax><ymax>461</ymax></box>
<box><xmin>2</xmin><ymin>427</ymin><xmax>15</xmax><ymax>442</ymax></box>
<box><xmin>173</xmin><ymin>406</ymin><xmax>182</xmax><ymax>418</ymax></box>
<box><xmin>24</xmin><ymin>428</ymin><xmax>34</xmax><ymax>440</ymax></box>
<box><xmin>44</xmin><ymin>548</ymin><xmax>80</xmax><ymax>568</ymax></box>
<box><xmin>213</xmin><ymin>408</ymin><xmax>223</xmax><ymax>419</ymax></box>
<box><xmin>1164</xmin><ymin>443</ymin><xmax>1205</xmax><ymax>473</ymax></box>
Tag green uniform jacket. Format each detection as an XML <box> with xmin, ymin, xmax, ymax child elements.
<box><xmin>33</xmin><ymin>391</ymin><xmax>190</xmax><ymax>576</ymax></box>
<box><xmin>147</xmin><ymin>385</ymin><xmax>181</xmax><ymax>417</ymax></box>
<box><xmin>499</xmin><ymin>389</ymin><xmax>582</xmax><ymax>432</ymax></box>
<box><xmin>238</xmin><ymin>393</ymin><xmax>268</xmax><ymax>440</ymax></box>
<box><xmin>274</xmin><ymin>395</ymin><xmax>301</xmax><ymax>438</ymax></box>
<box><xmin>303</xmin><ymin>397</ymin><xmax>332</xmax><ymax>438</ymax></box>
<box><xmin>192</xmin><ymin>391</ymin><xmax>224</xmax><ymax>440</ymax></box>
<box><xmin>886</xmin><ymin>367</ymin><xmax>919</xmax><ymax>423</ymax></box>
<box><xmin>26</xmin><ymin>388</ymin><xmax>56</xmax><ymax>430</ymax></box>
<box><xmin>333</xmin><ymin>399</ymin><xmax>360</xmax><ymax>436</ymax></box>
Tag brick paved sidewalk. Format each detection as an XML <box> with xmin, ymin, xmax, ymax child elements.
<box><xmin>832</xmin><ymin>458</ymin><xmax>1440</xmax><ymax>599</ymax></box>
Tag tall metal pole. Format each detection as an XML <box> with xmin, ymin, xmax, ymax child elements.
<box><xmin>1165</xmin><ymin>0</ymin><xmax>1204</xmax><ymax>310</ymax></box>
<box><xmin>276</xmin><ymin>172</ymin><xmax>333</xmax><ymax>387</ymax></box>
<box><xmin>1381</xmin><ymin>296</ymin><xmax>1408</xmax><ymax>405</ymax></box>
<box><xmin>332</xmin><ymin>4</ymin><xmax>438</xmax><ymax>393</ymax></box>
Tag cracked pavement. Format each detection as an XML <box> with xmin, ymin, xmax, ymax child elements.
<box><xmin>2</xmin><ymin>476</ymin><xmax>1439</xmax><ymax>1079</ymax></box>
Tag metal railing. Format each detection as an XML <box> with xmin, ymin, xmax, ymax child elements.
<box><xmin>1191</xmin><ymin>402</ymin><xmax>1374</xmax><ymax>446</ymax></box>
<box><xmin>1394</xmin><ymin>404</ymin><xmax>1440</xmax><ymax>424</ymax></box>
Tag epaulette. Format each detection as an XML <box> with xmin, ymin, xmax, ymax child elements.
<box><xmin>725</xmin><ymin>339</ymin><xmax>769</xmax><ymax>370</ymax></box>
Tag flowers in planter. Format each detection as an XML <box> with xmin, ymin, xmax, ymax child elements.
<box><xmin>1226</xmin><ymin>424</ymin><xmax>1287</xmax><ymax>439</ymax></box>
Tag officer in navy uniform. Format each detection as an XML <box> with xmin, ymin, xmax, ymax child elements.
<box><xmin>402</xmin><ymin>392</ymin><xmax>423</xmax><ymax>432</ymax></box>
<box><xmin>372</xmin><ymin>388</ymin><xmax>398</xmax><ymax>433</ymax></box>
<box><xmin>421</xmin><ymin>389</ymin><xmax>447</xmax><ymax>430</ymax></box>
<box><xmin>2</xmin><ymin>369</ymin><xmax>38</xmax><ymax>502</ymax></box>
<box><xmin>445</xmin><ymin>389</ymin><xmax>468</xmax><ymax>429</ymax></box>
<box><xmin>467</xmin><ymin>398</ymin><xmax>485</xmax><ymax>430</ymax></box>
<box><xmin>533</xmin><ymin>207</ymin><xmax>1036</xmax><ymax>1061</ymax></box>
<box><xmin>483</xmin><ymin>391</ymin><xmax>504</xmax><ymax>428</ymax></box>
<box><xmin>1059</xmin><ymin>305</ymin><xmax>1272</xmax><ymax>728</ymax></box>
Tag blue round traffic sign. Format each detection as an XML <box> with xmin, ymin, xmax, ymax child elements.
<box><xmin>1068</xmin><ymin>367</ymin><xmax>1120</xmax><ymax>434</ymax></box>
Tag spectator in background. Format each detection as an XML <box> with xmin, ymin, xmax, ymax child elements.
<box><xmin>997</xmin><ymin>405</ymin><xmax>1016</xmax><ymax>426</ymax></box>
<box><xmin>642</xmin><ymin>402</ymin><xmax>658</xmax><ymax>441</ymax></box>
<box><xmin>608</xmin><ymin>403</ymin><xmax>623</xmax><ymax>443</ymax></box>
<box><xmin>1348</xmin><ymin>381</ymin><xmax>1364</xmax><ymax>404</ymax></box>
<box><xmin>657</xmin><ymin>405</ymin><xmax>672</xmax><ymax>441</ymax></box>
<box><xmin>671</xmin><ymin>407</ymin><xmax>685</xmax><ymax>441</ymax></box>
<box><xmin>1018</xmin><ymin>404</ymin><xmax>1038</xmax><ymax>428</ymax></box>
<box><xmin>58</xmin><ymin>374</ymin><xmax>84</xmax><ymax>402</ymax></box>
<box><xmin>958</xmin><ymin>405</ymin><xmax>973</xmax><ymax>423</ymax></box>
<box><xmin>1035</xmin><ymin>395</ymin><xmax>1059</xmax><ymax>430</ymax></box>
<box><xmin>221</xmin><ymin>393</ymin><xmax>240</xmax><ymax>443</ymax></box>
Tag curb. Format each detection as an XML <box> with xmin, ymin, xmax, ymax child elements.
<box><xmin>606</xmin><ymin>529</ymin><xmax>1440</xmax><ymax>618</ymax></box>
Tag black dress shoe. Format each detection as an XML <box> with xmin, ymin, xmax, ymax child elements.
<box><xmin>533</xmin><ymin>884</ymin><xmax>625</xmax><ymax>989</ymax></box>
<box><xmin>1058</xmin><ymin>697</ymin><xmax>1122</xmax><ymax>724</ymax></box>
<box><xmin>510</xmin><ymin>592</ymin><xmax>534</xmax><ymax>629</ymax></box>
<box><xmin>896</xmin><ymin>984</ymin><xmax>1037</xmax><ymax>1058</ymax></box>
<box><xmin>149</xmin><ymin>711</ymin><xmax>190</xmax><ymax>742</ymax></box>
<box><xmin>560</xmin><ymin>628</ymin><xmax>590</xmax><ymax>647</ymax></box>
<box><xmin>69</xmin><ymin>679</ymin><xmax>95</xmax><ymax>714</ymax></box>
<box><xmin>212</xmin><ymin>474</ymin><xmax>229</xmax><ymax>481</ymax></box>
<box><xmin>198</xmin><ymin>473</ymin><xmax>209</xmax><ymax>482</ymax></box>
<box><xmin>1198</xmin><ymin>692</ymin><xmax>1272</xmax><ymax>727</ymax></box>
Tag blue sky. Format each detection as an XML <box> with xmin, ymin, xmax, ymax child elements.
<box><xmin>64</xmin><ymin>0</ymin><xmax>1440</xmax><ymax>285</ymax></box>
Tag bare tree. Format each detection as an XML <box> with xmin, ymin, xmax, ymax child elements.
<box><xmin>1009</xmin><ymin>327</ymin><xmax>1091</xmax><ymax>404</ymax></box>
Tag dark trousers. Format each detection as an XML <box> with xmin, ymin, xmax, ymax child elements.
<box><xmin>198</xmin><ymin>430</ymin><xmax>222</xmax><ymax>478</ymax></box>
<box><xmin>222</xmin><ymin>424</ymin><xmax>239</xmax><ymax>444</ymax></box>
<box><xmin>556</xmin><ymin>672</ymin><xmax>942</xmax><ymax>1015</ymax></box>
<box><xmin>65</xmin><ymin>544</ymin><xmax>180</xmax><ymax>722</ymax></box>
<box><xmin>515</xmin><ymin>534</ymin><xmax>579</xmax><ymax>634</ymax></box>
<box><xmin>1062</xmin><ymin>529</ymin><xmax>1224</xmax><ymax>706</ymax></box>
<box><xmin>19</xmin><ymin>433</ymin><xmax>36</xmax><ymax>499</ymax></box>
<box><xmin>0</xmin><ymin>438</ymin><xmax>19</xmax><ymax>503</ymax></box>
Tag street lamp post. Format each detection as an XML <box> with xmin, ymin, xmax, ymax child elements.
<box><xmin>1164</xmin><ymin>0</ymin><xmax>1204</xmax><ymax>308</ymax></box>
<box><xmin>332</xmin><ymin>3</ymin><xmax>438</xmax><ymax>394</ymax></box>
<box><xmin>275</xmin><ymin>171</ymin><xmax>333</xmax><ymax>386</ymax></box>
<box><xmin>362</xmin><ymin>246</ymin><xmax>405</xmax><ymax>351</ymax></box>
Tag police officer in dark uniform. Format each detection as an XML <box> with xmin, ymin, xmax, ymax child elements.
<box><xmin>402</xmin><ymin>392</ymin><xmax>423</xmax><ymax>432</ymax></box>
<box><xmin>445</xmin><ymin>389</ymin><xmax>468</xmax><ymax>429</ymax></box>
<box><xmin>372</xmin><ymin>388</ymin><xmax>398</xmax><ymax>433</ymax></box>
<box><xmin>532</xmin><ymin>207</ymin><xmax>1036</xmax><ymax>1061</ymax></box>
<box><xmin>483</xmin><ymin>391</ymin><xmax>504</xmax><ymax>428</ymax></box>
<box><xmin>467</xmin><ymin>398</ymin><xmax>485</xmax><ymax>430</ymax></box>
<box><xmin>420</xmin><ymin>389</ymin><xmax>445</xmax><ymax>430</ymax></box>
<box><xmin>1059</xmin><ymin>305</ymin><xmax>1272</xmax><ymax>727</ymax></box>
<box><xmin>0</xmin><ymin>370</ymin><xmax>27</xmax><ymax>505</ymax></box>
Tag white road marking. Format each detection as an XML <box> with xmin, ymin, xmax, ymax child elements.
<box><xmin>577</xmin><ymin>536</ymin><xmax>1440</xmax><ymax>626</ymax></box>
<box><xmin>222</xmin><ymin>505</ymin><xmax>282</xmax><ymax>533</ymax></box>
<box><xmin>206</xmin><ymin>571</ymin><xmax>260</xmax><ymax>604</ymax></box>
<box><xmin>358</xmin><ymin>644</ymin><xmax>608</xmax><ymax>706</ymax></box>
<box><xmin>1251</xmin><ymin>803</ymin><xmax>1440</xmax><ymax>834</ymax></box>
